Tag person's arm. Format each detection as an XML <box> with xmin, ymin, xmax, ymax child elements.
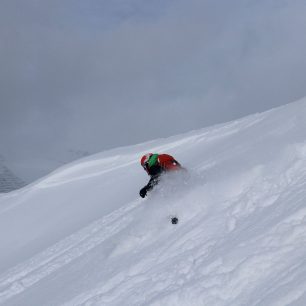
<box><xmin>139</xmin><ymin>175</ymin><xmax>160</xmax><ymax>198</ymax></box>
<box><xmin>147</xmin><ymin>175</ymin><xmax>159</xmax><ymax>190</ymax></box>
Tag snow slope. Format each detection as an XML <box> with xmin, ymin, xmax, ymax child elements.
<box><xmin>1</xmin><ymin>99</ymin><xmax>306</xmax><ymax>306</ymax></box>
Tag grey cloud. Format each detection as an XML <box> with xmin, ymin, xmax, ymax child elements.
<box><xmin>1</xmin><ymin>0</ymin><xmax>306</xmax><ymax>181</ymax></box>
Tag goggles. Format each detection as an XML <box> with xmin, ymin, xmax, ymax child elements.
<box><xmin>142</xmin><ymin>162</ymin><xmax>149</xmax><ymax>171</ymax></box>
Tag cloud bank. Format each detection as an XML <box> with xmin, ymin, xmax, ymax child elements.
<box><xmin>1</xmin><ymin>0</ymin><xmax>306</xmax><ymax>180</ymax></box>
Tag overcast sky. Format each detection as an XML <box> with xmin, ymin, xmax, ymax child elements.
<box><xmin>1</xmin><ymin>0</ymin><xmax>306</xmax><ymax>181</ymax></box>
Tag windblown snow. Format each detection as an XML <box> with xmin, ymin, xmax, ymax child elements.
<box><xmin>1</xmin><ymin>99</ymin><xmax>306</xmax><ymax>306</ymax></box>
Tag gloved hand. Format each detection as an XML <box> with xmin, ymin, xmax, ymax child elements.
<box><xmin>139</xmin><ymin>186</ymin><xmax>147</xmax><ymax>198</ymax></box>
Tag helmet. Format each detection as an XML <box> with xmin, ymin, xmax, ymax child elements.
<box><xmin>141</xmin><ymin>153</ymin><xmax>153</xmax><ymax>168</ymax></box>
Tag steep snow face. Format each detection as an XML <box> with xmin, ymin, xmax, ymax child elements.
<box><xmin>1</xmin><ymin>99</ymin><xmax>306</xmax><ymax>305</ymax></box>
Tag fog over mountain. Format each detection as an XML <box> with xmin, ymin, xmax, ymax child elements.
<box><xmin>1</xmin><ymin>0</ymin><xmax>306</xmax><ymax>182</ymax></box>
<box><xmin>0</xmin><ymin>156</ymin><xmax>25</xmax><ymax>193</ymax></box>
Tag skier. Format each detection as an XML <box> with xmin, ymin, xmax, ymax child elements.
<box><xmin>139</xmin><ymin>153</ymin><xmax>182</xmax><ymax>198</ymax></box>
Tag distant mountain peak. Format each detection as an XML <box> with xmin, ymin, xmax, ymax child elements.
<box><xmin>0</xmin><ymin>157</ymin><xmax>25</xmax><ymax>193</ymax></box>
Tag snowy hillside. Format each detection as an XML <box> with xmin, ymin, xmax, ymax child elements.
<box><xmin>1</xmin><ymin>99</ymin><xmax>306</xmax><ymax>306</ymax></box>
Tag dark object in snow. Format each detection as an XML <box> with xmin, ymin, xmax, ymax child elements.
<box><xmin>171</xmin><ymin>217</ymin><xmax>178</xmax><ymax>224</ymax></box>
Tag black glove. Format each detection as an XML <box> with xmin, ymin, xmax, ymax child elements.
<box><xmin>139</xmin><ymin>186</ymin><xmax>148</xmax><ymax>198</ymax></box>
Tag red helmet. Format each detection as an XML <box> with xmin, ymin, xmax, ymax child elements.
<box><xmin>140</xmin><ymin>153</ymin><xmax>153</xmax><ymax>168</ymax></box>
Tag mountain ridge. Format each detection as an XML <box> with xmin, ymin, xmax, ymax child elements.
<box><xmin>0</xmin><ymin>157</ymin><xmax>25</xmax><ymax>193</ymax></box>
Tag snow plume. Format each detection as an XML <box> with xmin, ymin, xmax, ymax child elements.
<box><xmin>1</xmin><ymin>99</ymin><xmax>306</xmax><ymax>305</ymax></box>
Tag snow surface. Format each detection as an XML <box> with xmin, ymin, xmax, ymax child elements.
<box><xmin>1</xmin><ymin>99</ymin><xmax>306</xmax><ymax>305</ymax></box>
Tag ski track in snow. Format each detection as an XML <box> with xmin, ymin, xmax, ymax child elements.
<box><xmin>0</xmin><ymin>199</ymin><xmax>142</xmax><ymax>304</ymax></box>
<box><xmin>1</xmin><ymin>100</ymin><xmax>306</xmax><ymax>305</ymax></box>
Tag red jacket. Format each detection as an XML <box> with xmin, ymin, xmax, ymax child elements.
<box><xmin>156</xmin><ymin>154</ymin><xmax>181</xmax><ymax>171</ymax></box>
<box><xmin>144</xmin><ymin>154</ymin><xmax>181</xmax><ymax>177</ymax></box>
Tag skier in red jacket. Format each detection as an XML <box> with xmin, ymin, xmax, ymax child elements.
<box><xmin>139</xmin><ymin>153</ymin><xmax>182</xmax><ymax>198</ymax></box>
